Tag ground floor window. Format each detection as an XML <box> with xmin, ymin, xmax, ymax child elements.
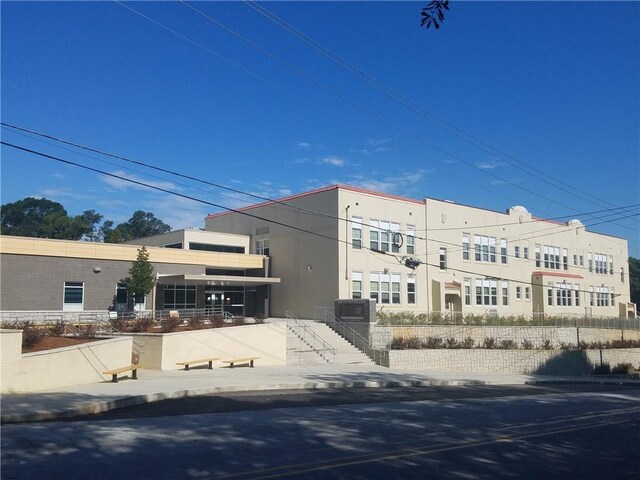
<box><xmin>352</xmin><ymin>272</ymin><xmax>362</xmax><ymax>299</ymax></box>
<box><xmin>163</xmin><ymin>284</ymin><xmax>197</xmax><ymax>309</ymax></box>
<box><xmin>475</xmin><ymin>279</ymin><xmax>497</xmax><ymax>306</ymax></box>
<box><xmin>370</xmin><ymin>272</ymin><xmax>401</xmax><ymax>305</ymax></box>
<box><xmin>63</xmin><ymin>281</ymin><xmax>84</xmax><ymax>311</ymax></box>
<box><xmin>407</xmin><ymin>277</ymin><xmax>416</xmax><ymax>304</ymax></box>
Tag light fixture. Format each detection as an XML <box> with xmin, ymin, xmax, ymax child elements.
<box><xmin>92</xmin><ymin>266</ymin><xmax>101</xmax><ymax>274</ymax></box>
<box><xmin>306</xmin><ymin>265</ymin><xmax>312</xmax><ymax>271</ymax></box>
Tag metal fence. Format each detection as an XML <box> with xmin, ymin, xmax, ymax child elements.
<box><xmin>285</xmin><ymin>311</ymin><xmax>336</xmax><ymax>363</ymax></box>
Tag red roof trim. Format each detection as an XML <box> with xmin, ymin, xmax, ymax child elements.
<box><xmin>205</xmin><ymin>184</ymin><xmax>423</xmax><ymax>219</ymax></box>
<box><xmin>531</xmin><ymin>271</ymin><xmax>584</xmax><ymax>279</ymax></box>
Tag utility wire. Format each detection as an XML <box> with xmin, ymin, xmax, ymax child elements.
<box><xmin>2</xmin><ymin>140</ymin><xmax>628</xmax><ymax>297</ymax></box>
<box><xmin>243</xmin><ymin>0</ymin><xmax>630</xmax><ymax>215</ymax></box>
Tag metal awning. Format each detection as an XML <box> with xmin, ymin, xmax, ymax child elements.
<box><xmin>157</xmin><ymin>274</ymin><xmax>281</xmax><ymax>287</ymax></box>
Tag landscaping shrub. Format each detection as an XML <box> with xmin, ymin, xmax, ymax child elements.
<box><xmin>405</xmin><ymin>336</ymin><xmax>422</xmax><ymax>349</ymax></box>
<box><xmin>187</xmin><ymin>315</ymin><xmax>206</xmax><ymax>330</ymax></box>
<box><xmin>611</xmin><ymin>363</ymin><xmax>633</xmax><ymax>374</ymax></box>
<box><xmin>48</xmin><ymin>320</ymin><xmax>67</xmax><ymax>337</ymax></box>
<box><xmin>131</xmin><ymin>316</ymin><xmax>154</xmax><ymax>332</ymax></box>
<box><xmin>19</xmin><ymin>321</ymin><xmax>46</xmax><ymax>350</ymax></box>
<box><xmin>389</xmin><ymin>337</ymin><xmax>407</xmax><ymax>349</ymax></box>
<box><xmin>499</xmin><ymin>339</ymin><xmax>517</xmax><ymax>349</ymax></box>
<box><xmin>444</xmin><ymin>337</ymin><xmax>460</xmax><ymax>349</ymax></box>
<box><xmin>520</xmin><ymin>339</ymin><xmax>534</xmax><ymax>350</ymax></box>
<box><xmin>210</xmin><ymin>314</ymin><xmax>225</xmax><ymax>328</ymax></box>
<box><xmin>423</xmin><ymin>336</ymin><xmax>443</xmax><ymax>349</ymax></box>
<box><xmin>232</xmin><ymin>316</ymin><xmax>247</xmax><ymax>326</ymax></box>
<box><xmin>540</xmin><ymin>339</ymin><xmax>553</xmax><ymax>350</ymax></box>
<box><xmin>77</xmin><ymin>324</ymin><xmax>97</xmax><ymax>338</ymax></box>
<box><xmin>109</xmin><ymin>316</ymin><xmax>128</xmax><ymax>333</ymax></box>
<box><xmin>460</xmin><ymin>337</ymin><xmax>475</xmax><ymax>349</ymax></box>
<box><xmin>160</xmin><ymin>316</ymin><xmax>180</xmax><ymax>333</ymax></box>
<box><xmin>559</xmin><ymin>342</ymin><xmax>576</xmax><ymax>351</ymax></box>
<box><xmin>592</xmin><ymin>363</ymin><xmax>611</xmax><ymax>375</ymax></box>
<box><xmin>254</xmin><ymin>314</ymin><xmax>267</xmax><ymax>324</ymax></box>
<box><xmin>482</xmin><ymin>337</ymin><xmax>497</xmax><ymax>349</ymax></box>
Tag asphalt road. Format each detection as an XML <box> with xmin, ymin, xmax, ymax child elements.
<box><xmin>2</xmin><ymin>384</ymin><xmax>639</xmax><ymax>480</ymax></box>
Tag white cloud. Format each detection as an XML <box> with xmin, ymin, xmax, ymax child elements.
<box><xmin>38</xmin><ymin>188</ymin><xmax>92</xmax><ymax>201</ymax></box>
<box><xmin>347</xmin><ymin>169</ymin><xmax>429</xmax><ymax>194</ymax></box>
<box><xmin>349</xmin><ymin>148</ymin><xmax>371</xmax><ymax>155</ymax></box>
<box><xmin>321</xmin><ymin>155</ymin><xmax>345</xmax><ymax>167</ymax></box>
<box><xmin>101</xmin><ymin>170</ymin><xmax>180</xmax><ymax>192</ymax></box>
<box><xmin>475</xmin><ymin>161</ymin><xmax>507</xmax><ymax>170</ymax></box>
<box><xmin>296</xmin><ymin>142</ymin><xmax>311</xmax><ymax>149</ymax></box>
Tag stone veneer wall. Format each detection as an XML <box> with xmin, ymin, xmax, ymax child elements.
<box><xmin>370</xmin><ymin>325</ymin><xmax>640</xmax><ymax>349</ymax></box>
<box><xmin>383</xmin><ymin>348</ymin><xmax>640</xmax><ymax>375</ymax></box>
<box><xmin>131</xmin><ymin>323</ymin><xmax>287</xmax><ymax>370</ymax></box>
<box><xmin>1</xmin><ymin>329</ymin><xmax>133</xmax><ymax>393</ymax></box>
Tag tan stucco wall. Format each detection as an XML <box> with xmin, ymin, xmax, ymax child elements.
<box><xmin>1</xmin><ymin>330</ymin><xmax>133</xmax><ymax>393</ymax></box>
<box><xmin>125</xmin><ymin>229</ymin><xmax>251</xmax><ymax>251</ymax></box>
<box><xmin>131</xmin><ymin>323</ymin><xmax>286</xmax><ymax>370</ymax></box>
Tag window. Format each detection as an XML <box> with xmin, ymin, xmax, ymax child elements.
<box><xmin>535</xmin><ymin>244</ymin><xmax>541</xmax><ymax>268</ymax></box>
<box><xmin>390</xmin><ymin>223</ymin><xmax>400</xmax><ymax>253</ymax></box>
<box><xmin>189</xmin><ymin>243</ymin><xmax>245</xmax><ymax>253</ymax></box>
<box><xmin>579</xmin><ymin>255</ymin><xmax>584</xmax><ymax>267</ymax></box>
<box><xmin>547</xmin><ymin>284</ymin><xmax>553</xmax><ymax>306</ymax></box>
<box><xmin>464</xmin><ymin>278</ymin><xmax>471</xmax><ymax>306</ymax></box>
<box><xmin>475</xmin><ymin>279</ymin><xmax>497</xmax><ymax>306</ymax></box>
<box><xmin>516</xmin><ymin>286</ymin><xmax>522</xmax><ymax>300</ymax></box>
<box><xmin>256</xmin><ymin>239</ymin><xmax>270</xmax><ymax>256</ymax></box>
<box><xmin>380</xmin><ymin>273</ymin><xmax>390</xmax><ymax>304</ymax></box>
<box><xmin>473</xmin><ymin>235</ymin><xmax>497</xmax><ymax>263</ymax></box>
<box><xmin>380</xmin><ymin>221</ymin><xmax>390</xmax><ymax>252</ymax></box>
<box><xmin>611</xmin><ymin>287</ymin><xmax>615</xmax><ymax>306</ymax></box>
<box><xmin>369</xmin><ymin>220</ymin><xmax>380</xmax><ymax>250</ymax></box>
<box><xmin>609</xmin><ymin>256</ymin><xmax>613</xmax><ymax>275</ymax></box>
<box><xmin>351</xmin><ymin>272</ymin><xmax>362</xmax><ymax>299</ymax></box>
<box><xmin>514</xmin><ymin>246</ymin><xmax>520</xmax><ymax>259</ymax></box>
<box><xmin>573</xmin><ymin>254</ymin><xmax>578</xmax><ymax>267</ymax></box>
<box><xmin>574</xmin><ymin>284</ymin><xmax>580</xmax><ymax>307</ymax></box>
<box><xmin>439</xmin><ymin>247</ymin><xmax>447</xmax><ymax>270</ymax></box>
<box><xmin>525</xmin><ymin>286</ymin><xmax>531</xmax><ymax>300</ymax></box>
<box><xmin>621</xmin><ymin>267</ymin><xmax>625</xmax><ymax>283</ymax></box>
<box><xmin>501</xmin><ymin>281</ymin><xmax>509</xmax><ymax>306</ymax></box>
<box><xmin>543</xmin><ymin>245</ymin><xmax>561</xmax><ymax>269</ymax></box>
<box><xmin>523</xmin><ymin>247</ymin><xmax>529</xmax><ymax>260</ymax></box>
<box><xmin>588</xmin><ymin>253</ymin><xmax>593</xmax><ymax>273</ymax></box>
<box><xmin>406</xmin><ymin>226</ymin><xmax>415</xmax><ymax>255</ymax></box>
<box><xmin>351</xmin><ymin>217</ymin><xmax>362</xmax><ymax>250</ymax></box>
<box><xmin>407</xmin><ymin>277</ymin><xmax>416</xmax><ymax>304</ymax></box>
<box><xmin>391</xmin><ymin>274</ymin><xmax>401</xmax><ymax>304</ymax></box>
<box><xmin>555</xmin><ymin>283</ymin><xmax>571</xmax><ymax>307</ymax></box>
<box><xmin>369</xmin><ymin>273</ymin><xmax>379</xmax><ymax>303</ymax></box>
<box><xmin>163</xmin><ymin>285</ymin><xmax>196</xmax><ymax>309</ymax></box>
<box><xmin>462</xmin><ymin>233</ymin><xmax>470</xmax><ymax>260</ymax></box>
<box><xmin>63</xmin><ymin>281</ymin><xmax>84</xmax><ymax>311</ymax></box>
<box><xmin>590</xmin><ymin>286</ymin><xmax>594</xmax><ymax>307</ymax></box>
<box><xmin>563</xmin><ymin>248</ymin><xmax>568</xmax><ymax>271</ymax></box>
<box><xmin>116</xmin><ymin>283</ymin><xmax>128</xmax><ymax>306</ymax></box>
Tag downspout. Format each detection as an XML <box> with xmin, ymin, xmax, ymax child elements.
<box><xmin>424</xmin><ymin>198</ymin><xmax>430</xmax><ymax>313</ymax></box>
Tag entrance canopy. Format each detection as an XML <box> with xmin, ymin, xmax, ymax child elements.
<box><xmin>157</xmin><ymin>274</ymin><xmax>281</xmax><ymax>287</ymax></box>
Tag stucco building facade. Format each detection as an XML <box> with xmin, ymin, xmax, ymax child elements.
<box><xmin>204</xmin><ymin>185</ymin><xmax>635</xmax><ymax>320</ymax></box>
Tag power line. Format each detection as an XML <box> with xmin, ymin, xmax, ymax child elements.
<box><xmin>243</xmin><ymin>0</ymin><xmax>630</xmax><ymax>216</ymax></box>
<box><xmin>2</xmin><ymin>140</ymin><xmax>629</xmax><ymax>296</ymax></box>
<box><xmin>130</xmin><ymin>0</ymin><xmax>605</xmax><ymax>220</ymax></box>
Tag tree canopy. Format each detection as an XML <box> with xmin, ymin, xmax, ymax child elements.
<box><xmin>125</xmin><ymin>246</ymin><xmax>155</xmax><ymax>304</ymax></box>
<box><xmin>1</xmin><ymin>197</ymin><xmax>171</xmax><ymax>243</ymax></box>
<box><xmin>629</xmin><ymin>257</ymin><xmax>640</xmax><ymax>309</ymax></box>
<box><xmin>1</xmin><ymin>197</ymin><xmax>105</xmax><ymax>240</ymax></box>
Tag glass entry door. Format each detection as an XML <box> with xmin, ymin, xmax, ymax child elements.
<box><xmin>205</xmin><ymin>292</ymin><xmax>224</xmax><ymax>314</ymax></box>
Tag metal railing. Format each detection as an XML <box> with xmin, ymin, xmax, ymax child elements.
<box><xmin>315</xmin><ymin>308</ymin><xmax>386</xmax><ymax>366</ymax></box>
<box><xmin>285</xmin><ymin>311</ymin><xmax>336</xmax><ymax>364</ymax></box>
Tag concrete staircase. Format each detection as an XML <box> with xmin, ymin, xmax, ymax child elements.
<box><xmin>287</xmin><ymin>319</ymin><xmax>373</xmax><ymax>366</ymax></box>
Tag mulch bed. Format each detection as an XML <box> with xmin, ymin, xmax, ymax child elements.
<box><xmin>23</xmin><ymin>336</ymin><xmax>102</xmax><ymax>354</ymax></box>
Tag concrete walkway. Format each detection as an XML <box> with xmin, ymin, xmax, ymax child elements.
<box><xmin>2</xmin><ymin>363</ymin><xmax>639</xmax><ymax>424</ymax></box>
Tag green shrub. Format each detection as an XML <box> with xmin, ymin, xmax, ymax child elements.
<box><xmin>406</xmin><ymin>336</ymin><xmax>422</xmax><ymax>349</ymax></box>
<box><xmin>539</xmin><ymin>339</ymin><xmax>553</xmax><ymax>350</ymax></box>
<box><xmin>611</xmin><ymin>363</ymin><xmax>633</xmax><ymax>374</ymax></box>
<box><xmin>460</xmin><ymin>337</ymin><xmax>475</xmax><ymax>348</ymax></box>
<box><xmin>389</xmin><ymin>336</ymin><xmax>407</xmax><ymax>349</ymax></box>
<box><xmin>499</xmin><ymin>339</ymin><xmax>517</xmax><ymax>349</ymax></box>
<box><xmin>444</xmin><ymin>337</ymin><xmax>460</xmax><ymax>349</ymax></box>
<box><xmin>521</xmin><ymin>339</ymin><xmax>534</xmax><ymax>350</ymax></box>
<box><xmin>559</xmin><ymin>342</ymin><xmax>576</xmax><ymax>351</ymax></box>
<box><xmin>423</xmin><ymin>336</ymin><xmax>443</xmax><ymax>349</ymax></box>
<box><xmin>482</xmin><ymin>337</ymin><xmax>497</xmax><ymax>349</ymax></box>
<box><xmin>592</xmin><ymin>363</ymin><xmax>611</xmax><ymax>375</ymax></box>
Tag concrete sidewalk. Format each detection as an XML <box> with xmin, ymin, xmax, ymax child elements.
<box><xmin>2</xmin><ymin>363</ymin><xmax>639</xmax><ymax>424</ymax></box>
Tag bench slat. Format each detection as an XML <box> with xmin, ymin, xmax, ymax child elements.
<box><xmin>176</xmin><ymin>357</ymin><xmax>220</xmax><ymax>370</ymax></box>
<box><xmin>223</xmin><ymin>357</ymin><xmax>259</xmax><ymax>368</ymax></box>
<box><xmin>103</xmin><ymin>364</ymin><xmax>139</xmax><ymax>383</ymax></box>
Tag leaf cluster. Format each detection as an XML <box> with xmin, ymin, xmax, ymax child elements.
<box><xmin>420</xmin><ymin>0</ymin><xmax>449</xmax><ymax>30</ymax></box>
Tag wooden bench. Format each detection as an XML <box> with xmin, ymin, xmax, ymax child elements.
<box><xmin>176</xmin><ymin>357</ymin><xmax>220</xmax><ymax>371</ymax></box>
<box><xmin>223</xmin><ymin>357</ymin><xmax>259</xmax><ymax>368</ymax></box>
<box><xmin>103</xmin><ymin>364</ymin><xmax>139</xmax><ymax>383</ymax></box>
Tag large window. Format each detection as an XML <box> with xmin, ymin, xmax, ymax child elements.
<box><xmin>543</xmin><ymin>245</ymin><xmax>561</xmax><ymax>270</ymax></box>
<box><xmin>351</xmin><ymin>217</ymin><xmax>362</xmax><ymax>250</ymax></box>
<box><xmin>562</xmin><ymin>248</ymin><xmax>568</xmax><ymax>271</ymax></box>
<box><xmin>369</xmin><ymin>273</ymin><xmax>379</xmax><ymax>303</ymax></box>
<box><xmin>369</xmin><ymin>220</ymin><xmax>380</xmax><ymax>250</ymax></box>
<box><xmin>63</xmin><ymin>281</ymin><xmax>84</xmax><ymax>311</ymax></box>
<box><xmin>189</xmin><ymin>243</ymin><xmax>245</xmax><ymax>253</ymax></box>
<box><xmin>406</xmin><ymin>226</ymin><xmax>415</xmax><ymax>254</ymax></box>
<box><xmin>256</xmin><ymin>239</ymin><xmax>270</xmax><ymax>256</ymax></box>
<box><xmin>501</xmin><ymin>281</ymin><xmax>509</xmax><ymax>306</ymax></box>
<box><xmin>380</xmin><ymin>221</ymin><xmax>390</xmax><ymax>252</ymax></box>
<box><xmin>351</xmin><ymin>272</ymin><xmax>362</xmax><ymax>299</ymax></box>
<box><xmin>163</xmin><ymin>285</ymin><xmax>197</xmax><ymax>309</ymax></box>
<box><xmin>462</xmin><ymin>233</ymin><xmax>470</xmax><ymax>260</ymax></box>
<box><xmin>390</xmin><ymin>223</ymin><xmax>400</xmax><ymax>253</ymax></box>
<box><xmin>391</xmin><ymin>274</ymin><xmax>401</xmax><ymax>304</ymax></box>
<box><xmin>475</xmin><ymin>279</ymin><xmax>497</xmax><ymax>306</ymax></box>
<box><xmin>474</xmin><ymin>235</ymin><xmax>496</xmax><ymax>263</ymax></box>
<box><xmin>500</xmin><ymin>239</ymin><xmax>507</xmax><ymax>264</ymax></box>
<box><xmin>439</xmin><ymin>247</ymin><xmax>447</xmax><ymax>270</ymax></box>
<box><xmin>535</xmin><ymin>244</ymin><xmax>541</xmax><ymax>268</ymax></box>
<box><xmin>370</xmin><ymin>272</ymin><xmax>400</xmax><ymax>304</ymax></box>
<box><xmin>407</xmin><ymin>277</ymin><xmax>416</xmax><ymax>304</ymax></box>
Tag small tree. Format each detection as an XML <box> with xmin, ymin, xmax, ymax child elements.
<box><xmin>126</xmin><ymin>247</ymin><xmax>155</xmax><ymax>309</ymax></box>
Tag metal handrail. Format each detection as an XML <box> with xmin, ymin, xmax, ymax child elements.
<box><xmin>285</xmin><ymin>311</ymin><xmax>336</xmax><ymax>363</ymax></box>
<box><xmin>317</xmin><ymin>308</ymin><xmax>385</xmax><ymax>366</ymax></box>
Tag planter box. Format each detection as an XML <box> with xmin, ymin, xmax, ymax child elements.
<box><xmin>130</xmin><ymin>323</ymin><xmax>287</xmax><ymax>370</ymax></box>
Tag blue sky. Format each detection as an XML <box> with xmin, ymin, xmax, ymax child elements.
<box><xmin>2</xmin><ymin>1</ymin><xmax>639</xmax><ymax>255</ymax></box>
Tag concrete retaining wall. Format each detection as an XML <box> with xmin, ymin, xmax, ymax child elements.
<box><xmin>372</xmin><ymin>325</ymin><xmax>640</xmax><ymax>349</ymax></box>
<box><xmin>1</xmin><ymin>329</ymin><xmax>133</xmax><ymax>393</ymax></box>
<box><xmin>383</xmin><ymin>348</ymin><xmax>640</xmax><ymax>375</ymax></box>
<box><xmin>131</xmin><ymin>323</ymin><xmax>287</xmax><ymax>370</ymax></box>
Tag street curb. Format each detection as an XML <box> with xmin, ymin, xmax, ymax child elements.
<box><xmin>3</xmin><ymin>377</ymin><xmax>638</xmax><ymax>424</ymax></box>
